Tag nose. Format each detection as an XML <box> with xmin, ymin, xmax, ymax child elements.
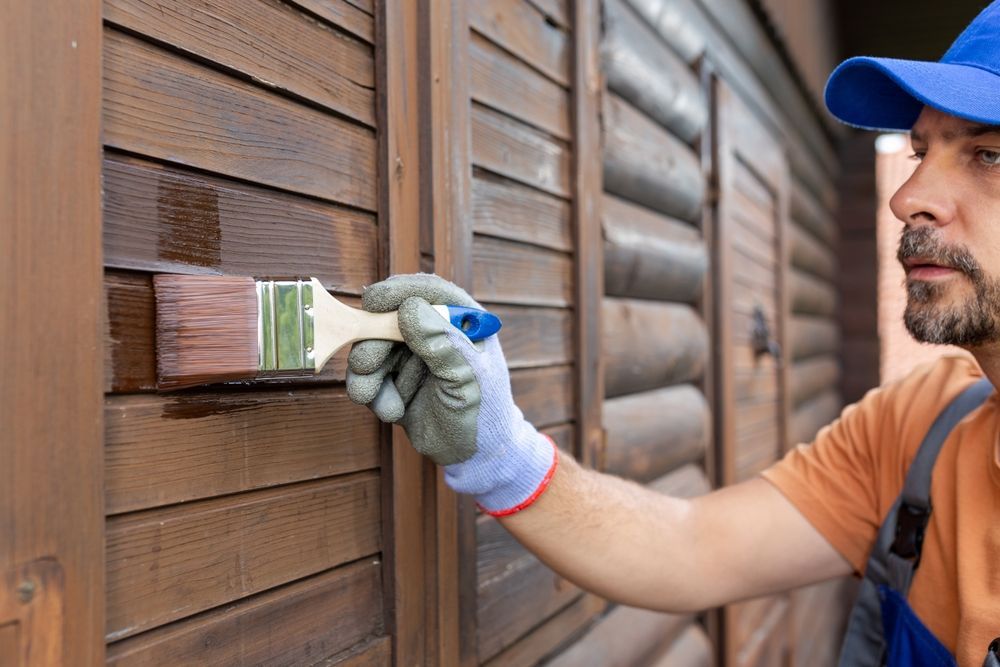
<box><xmin>889</xmin><ymin>159</ymin><xmax>957</xmax><ymax>228</ymax></box>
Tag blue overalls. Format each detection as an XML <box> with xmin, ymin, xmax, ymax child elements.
<box><xmin>837</xmin><ymin>378</ymin><xmax>1000</xmax><ymax>667</ymax></box>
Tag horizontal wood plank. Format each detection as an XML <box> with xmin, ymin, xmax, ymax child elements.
<box><xmin>104</xmin><ymin>28</ymin><xmax>376</xmax><ymax>209</ymax></box>
<box><xmin>483</xmin><ymin>594</ymin><xmax>607</xmax><ymax>667</ymax></box>
<box><xmin>648</xmin><ymin>623</ymin><xmax>713</xmax><ymax>667</ymax></box>
<box><xmin>603</xmin><ymin>193</ymin><xmax>706</xmax><ymax>303</ymax></box>
<box><xmin>527</xmin><ymin>0</ymin><xmax>570</xmax><ymax>28</ymax></box>
<box><xmin>472</xmin><ymin>103</ymin><xmax>571</xmax><ymax>198</ymax></box>
<box><xmin>790</xmin><ymin>181</ymin><xmax>837</xmax><ymax>246</ymax></box>
<box><xmin>790</xmin><ymin>222</ymin><xmax>835</xmax><ymax>280</ymax></box>
<box><xmin>469</xmin><ymin>0</ymin><xmax>570</xmax><ymax>86</ymax></box>
<box><xmin>603</xmin><ymin>385</ymin><xmax>709</xmax><ymax>481</ymax></box>
<box><xmin>489</xmin><ymin>305</ymin><xmax>573</xmax><ymax>369</ymax></box>
<box><xmin>647</xmin><ymin>463</ymin><xmax>712</xmax><ymax>498</ymax></box>
<box><xmin>510</xmin><ymin>366</ymin><xmax>575</xmax><ymax>428</ymax></box>
<box><xmin>603</xmin><ymin>298</ymin><xmax>708</xmax><ymax>397</ymax></box>
<box><xmin>472</xmin><ymin>235</ymin><xmax>574</xmax><ymax>307</ymax></box>
<box><xmin>106</xmin><ymin>473</ymin><xmax>381</xmax><ymax>640</ymax></box>
<box><xmin>621</xmin><ymin>0</ymin><xmax>706</xmax><ymax>64</ymax></box>
<box><xmin>790</xmin><ymin>356</ymin><xmax>839</xmax><ymax>407</ymax></box>
<box><xmin>103</xmin><ymin>153</ymin><xmax>377</xmax><ymax>289</ymax></box>
<box><xmin>107</xmin><ymin>559</ymin><xmax>383</xmax><ymax>665</ymax></box>
<box><xmin>104</xmin><ymin>0</ymin><xmax>375</xmax><ymax>125</ymax></box>
<box><xmin>313</xmin><ymin>636</ymin><xmax>393</xmax><ymax>666</ymax></box>
<box><xmin>790</xmin><ymin>268</ymin><xmax>836</xmax><ymax>317</ymax></box>
<box><xmin>790</xmin><ymin>315</ymin><xmax>840</xmax><ymax>361</ymax></box>
<box><xmin>472</xmin><ymin>171</ymin><xmax>572</xmax><ymax>252</ymax></box>
<box><xmin>285</xmin><ymin>0</ymin><xmax>374</xmax><ymax>43</ymax></box>
<box><xmin>603</xmin><ymin>93</ymin><xmax>704</xmax><ymax>222</ymax></box>
<box><xmin>470</xmin><ymin>31</ymin><xmax>570</xmax><ymax>139</ymax></box>
<box><xmin>603</xmin><ymin>0</ymin><xmax>706</xmax><ymax>143</ymax></box>
<box><xmin>546</xmin><ymin>604</ymin><xmax>691</xmax><ymax>667</ymax></box>
<box><xmin>791</xmin><ymin>390</ymin><xmax>842</xmax><ymax>445</ymax></box>
<box><xmin>105</xmin><ymin>388</ymin><xmax>379</xmax><ymax>514</ymax></box>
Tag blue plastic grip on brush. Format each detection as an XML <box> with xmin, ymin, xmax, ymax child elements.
<box><xmin>447</xmin><ymin>306</ymin><xmax>502</xmax><ymax>341</ymax></box>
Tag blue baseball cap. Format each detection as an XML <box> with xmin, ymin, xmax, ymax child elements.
<box><xmin>825</xmin><ymin>1</ymin><xmax>1000</xmax><ymax>131</ymax></box>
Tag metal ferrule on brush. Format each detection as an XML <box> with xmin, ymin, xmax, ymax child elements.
<box><xmin>255</xmin><ymin>278</ymin><xmax>316</xmax><ymax>379</ymax></box>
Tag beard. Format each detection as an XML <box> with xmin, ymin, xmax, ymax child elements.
<box><xmin>898</xmin><ymin>226</ymin><xmax>1000</xmax><ymax>346</ymax></box>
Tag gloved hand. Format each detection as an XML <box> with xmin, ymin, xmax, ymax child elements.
<box><xmin>346</xmin><ymin>273</ymin><xmax>557</xmax><ymax>516</ymax></box>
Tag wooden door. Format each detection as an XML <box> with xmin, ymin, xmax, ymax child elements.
<box><xmin>714</xmin><ymin>80</ymin><xmax>792</xmax><ymax>667</ymax></box>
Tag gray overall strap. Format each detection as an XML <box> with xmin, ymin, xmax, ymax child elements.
<box><xmin>838</xmin><ymin>378</ymin><xmax>994</xmax><ymax>667</ymax></box>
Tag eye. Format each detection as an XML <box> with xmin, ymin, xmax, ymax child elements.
<box><xmin>978</xmin><ymin>149</ymin><xmax>1000</xmax><ymax>167</ymax></box>
<box><xmin>908</xmin><ymin>151</ymin><xmax>926</xmax><ymax>162</ymax></box>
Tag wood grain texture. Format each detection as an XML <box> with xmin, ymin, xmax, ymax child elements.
<box><xmin>648</xmin><ymin>623</ymin><xmax>713</xmax><ymax>667</ymax></box>
<box><xmin>104</xmin><ymin>0</ymin><xmax>375</xmax><ymax>125</ymax></box>
<box><xmin>602</xmin><ymin>298</ymin><xmax>708</xmax><ymax>397</ymax></box>
<box><xmin>104</xmin><ymin>271</ymin><xmax>352</xmax><ymax>393</ymax></box>
<box><xmin>789</xmin><ymin>222</ymin><xmax>835</xmax><ymax>280</ymax></box>
<box><xmin>603</xmin><ymin>193</ymin><xmax>707</xmax><ymax>303</ymax></box>
<box><xmin>472</xmin><ymin>103</ymin><xmax>571</xmax><ymax>198</ymax></box>
<box><xmin>790</xmin><ymin>181</ymin><xmax>837</xmax><ymax>246</ymax></box>
<box><xmin>105</xmin><ymin>473</ymin><xmax>381</xmax><ymax>640</ymax></box>
<box><xmin>510</xmin><ymin>366</ymin><xmax>575</xmax><ymax>428</ymax></box>
<box><xmin>103</xmin><ymin>153</ymin><xmax>378</xmax><ymax>290</ymax></box>
<box><xmin>468</xmin><ymin>0</ymin><xmax>570</xmax><ymax>86</ymax></box>
<box><xmin>789</xmin><ymin>268</ymin><xmax>836</xmax><ymax>317</ymax></box>
<box><xmin>482</xmin><ymin>594</ymin><xmax>607</xmax><ymax>667</ymax></box>
<box><xmin>790</xmin><ymin>315</ymin><xmax>840</xmax><ymax>361</ymax></box>
<box><xmin>472</xmin><ymin>235</ymin><xmax>574</xmax><ymax>307</ymax></box>
<box><xmin>470</xmin><ymin>31</ymin><xmax>570</xmax><ymax>140</ymax></box>
<box><xmin>472</xmin><ymin>171</ymin><xmax>572</xmax><ymax>252</ymax></box>
<box><xmin>545</xmin><ymin>605</ymin><xmax>691</xmax><ymax>667</ymax></box>
<box><xmin>105</xmin><ymin>388</ymin><xmax>379</xmax><ymax>514</ymax></box>
<box><xmin>790</xmin><ymin>390</ymin><xmax>842</xmax><ymax>445</ymax></box>
<box><xmin>603</xmin><ymin>93</ymin><xmax>704</xmax><ymax>222</ymax></box>
<box><xmin>286</xmin><ymin>0</ymin><xmax>374</xmax><ymax>43</ymax></box>
<box><xmin>1</xmin><ymin>0</ymin><xmax>104</xmax><ymax>660</ymax></box>
<box><xmin>622</xmin><ymin>0</ymin><xmax>706</xmax><ymax>64</ymax></box>
<box><xmin>489</xmin><ymin>305</ymin><xmax>573</xmax><ymax>369</ymax></box>
<box><xmin>103</xmin><ymin>28</ymin><xmax>376</xmax><ymax>210</ymax></box>
<box><xmin>603</xmin><ymin>0</ymin><xmax>706</xmax><ymax>143</ymax></box>
<box><xmin>106</xmin><ymin>560</ymin><xmax>384</xmax><ymax>666</ymax></box>
<box><xmin>603</xmin><ymin>385</ymin><xmax>709</xmax><ymax>481</ymax></box>
<box><xmin>313</xmin><ymin>636</ymin><xmax>392</xmax><ymax>667</ymax></box>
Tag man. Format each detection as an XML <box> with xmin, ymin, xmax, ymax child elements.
<box><xmin>347</xmin><ymin>3</ymin><xmax>1000</xmax><ymax>664</ymax></box>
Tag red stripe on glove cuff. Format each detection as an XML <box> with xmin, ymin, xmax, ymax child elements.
<box><xmin>481</xmin><ymin>435</ymin><xmax>559</xmax><ymax>518</ymax></box>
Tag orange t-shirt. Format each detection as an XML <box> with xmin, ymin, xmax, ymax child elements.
<box><xmin>762</xmin><ymin>355</ymin><xmax>1000</xmax><ymax>666</ymax></box>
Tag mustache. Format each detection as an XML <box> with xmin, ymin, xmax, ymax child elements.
<box><xmin>896</xmin><ymin>227</ymin><xmax>981</xmax><ymax>277</ymax></box>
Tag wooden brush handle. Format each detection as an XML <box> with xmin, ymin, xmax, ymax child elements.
<box><xmin>352</xmin><ymin>309</ymin><xmax>403</xmax><ymax>342</ymax></box>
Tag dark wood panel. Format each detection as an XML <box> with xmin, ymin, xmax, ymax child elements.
<box><xmin>470</xmin><ymin>31</ymin><xmax>570</xmax><ymax>140</ymax></box>
<box><xmin>603</xmin><ymin>0</ymin><xmax>706</xmax><ymax>143</ymax></box>
<box><xmin>602</xmin><ymin>194</ymin><xmax>706</xmax><ymax>303</ymax></box>
<box><xmin>472</xmin><ymin>171</ymin><xmax>572</xmax><ymax>252</ymax></box>
<box><xmin>468</xmin><ymin>0</ymin><xmax>570</xmax><ymax>86</ymax></box>
<box><xmin>510</xmin><ymin>366</ymin><xmax>575</xmax><ymax>428</ymax></box>
<box><xmin>472</xmin><ymin>235</ymin><xmax>574</xmax><ymax>307</ymax></box>
<box><xmin>103</xmin><ymin>28</ymin><xmax>376</xmax><ymax>210</ymax></box>
<box><xmin>105</xmin><ymin>388</ymin><xmax>379</xmax><ymax>514</ymax></box>
<box><xmin>790</xmin><ymin>268</ymin><xmax>836</xmax><ymax>317</ymax></box>
<box><xmin>488</xmin><ymin>305</ymin><xmax>573</xmax><ymax>369</ymax></box>
<box><xmin>471</xmin><ymin>103</ymin><xmax>571</xmax><ymax>198</ymax></box>
<box><xmin>603</xmin><ymin>93</ymin><xmax>704</xmax><ymax>222</ymax></box>
<box><xmin>790</xmin><ymin>222</ymin><xmax>835</xmax><ymax>280</ymax></box>
<box><xmin>105</xmin><ymin>473</ymin><xmax>381</xmax><ymax>640</ymax></box>
<box><xmin>790</xmin><ymin>315</ymin><xmax>839</xmax><ymax>361</ymax></box>
<box><xmin>546</xmin><ymin>604</ymin><xmax>691</xmax><ymax>667</ymax></box>
<box><xmin>603</xmin><ymin>298</ymin><xmax>708</xmax><ymax>397</ymax></box>
<box><xmin>104</xmin><ymin>271</ymin><xmax>351</xmax><ymax>393</ymax></box>
<box><xmin>482</xmin><ymin>594</ymin><xmax>606</xmax><ymax>667</ymax></box>
<box><xmin>790</xmin><ymin>390</ymin><xmax>842</xmax><ymax>445</ymax></box>
<box><xmin>314</xmin><ymin>636</ymin><xmax>392</xmax><ymax>666</ymax></box>
<box><xmin>104</xmin><ymin>0</ymin><xmax>375</xmax><ymax>126</ymax></box>
<box><xmin>106</xmin><ymin>560</ymin><xmax>383</xmax><ymax>665</ymax></box>
<box><xmin>285</xmin><ymin>0</ymin><xmax>374</xmax><ymax>43</ymax></box>
<box><xmin>103</xmin><ymin>154</ymin><xmax>378</xmax><ymax>289</ymax></box>
<box><xmin>603</xmin><ymin>385</ymin><xmax>709</xmax><ymax>481</ymax></box>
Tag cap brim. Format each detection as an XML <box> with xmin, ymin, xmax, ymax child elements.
<box><xmin>825</xmin><ymin>57</ymin><xmax>1000</xmax><ymax>131</ymax></box>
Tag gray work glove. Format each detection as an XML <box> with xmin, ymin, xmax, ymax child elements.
<box><xmin>347</xmin><ymin>273</ymin><xmax>557</xmax><ymax>515</ymax></box>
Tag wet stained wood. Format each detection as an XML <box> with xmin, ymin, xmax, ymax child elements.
<box><xmin>790</xmin><ymin>182</ymin><xmax>836</xmax><ymax>246</ymax></box>
<box><xmin>489</xmin><ymin>305</ymin><xmax>573</xmax><ymax>369</ymax></box>
<box><xmin>470</xmin><ymin>31</ymin><xmax>570</xmax><ymax>140</ymax></box>
<box><xmin>603</xmin><ymin>298</ymin><xmax>708</xmax><ymax>398</ymax></box>
<box><xmin>790</xmin><ymin>315</ymin><xmax>839</xmax><ymax>361</ymax></box>
<box><xmin>104</xmin><ymin>271</ymin><xmax>352</xmax><ymax>393</ymax></box>
<box><xmin>789</xmin><ymin>222</ymin><xmax>835</xmax><ymax>280</ymax></box>
<box><xmin>468</xmin><ymin>0</ymin><xmax>570</xmax><ymax>86</ymax></box>
<box><xmin>790</xmin><ymin>390</ymin><xmax>842</xmax><ymax>445</ymax></box>
<box><xmin>106</xmin><ymin>559</ymin><xmax>383</xmax><ymax>666</ymax></box>
<box><xmin>105</xmin><ymin>388</ymin><xmax>379</xmax><ymax>514</ymax></box>
<box><xmin>472</xmin><ymin>171</ymin><xmax>572</xmax><ymax>252</ymax></box>
<box><xmin>790</xmin><ymin>268</ymin><xmax>836</xmax><ymax>317</ymax></box>
<box><xmin>603</xmin><ymin>385</ymin><xmax>709</xmax><ymax>481</ymax></box>
<box><xmin>603</xmin><ymin>193</ymin><xmax>706</xmax><ymax>303</ymax></box>
<box><xmin>790</xmin><ymin>356</ymin><xmax>839</xmax><ymax>407</ymax></box>
<box><xmin>105</xmin><ymin>472</ymin><xmax>381</xmax><ymax>640</ymax></box>
<box><xmin>482</xmin><ymin>594</ymin><xmax>606</xmax><ymax>667</ymax></box>
<box><xmin>472</xmin><ymin>235</ymin><xmax>574</xmax><ymax>307</ymax></box>
<box><xmin>510</xmin><ymin>366</ymin><xmax>574</xmax><ymax>428</ymax></box>
<box><xmin>103</xmin><ymin>154</ymin><xmax>378</xmax><ymax>289</ymax></box>
<box><xmin>104</xmin><ymin>0</ymin><xmax>375</xmax><ymax>126</ymax></box>
<box><xmin>546</xmin><ymin>605</ymin><xmax>691</xmax><ymax>667</ymax></box>
<box><xmin>471</xmin><ymin>103</ymin><xmax>571</xmax><ymax>198</ymax></box>
<box><xmin>603</xmin><ymin>0</ymin><xmax>706</xmax><ymax>144</ymax></box>
<box><xmin>603</xmin><ymin>93</ymin><xmax>704</xmax><ymax>223</ymax></box>
<box><xmin>103</xmin><ymin>28</ymin><xmax>376</xmax><ymax>210</ymax></box>
<box><xmin>285</xmin><ymin>0</ymin><xmax>374</xmax><ymax>43</ymax></box>
<box><xmin>648</xmin><ymin>623</ymin><xmax>713</xmax><ymax>667</ymax></box>
<box><xmin>623</xmin><ymin>0</ymin><xmax>707</xmax><ymax>64</ymax></box>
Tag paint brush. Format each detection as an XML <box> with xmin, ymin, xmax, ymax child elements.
<box><xmin>153</xmin><ymin>275</ymin><xmax>501</xmax><ymax>390</ymax></box>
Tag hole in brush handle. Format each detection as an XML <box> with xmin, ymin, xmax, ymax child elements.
<box><xmin>443</xmin><ymin>306</ymin><xmax>502</xmax><ymax>341</ymax></box>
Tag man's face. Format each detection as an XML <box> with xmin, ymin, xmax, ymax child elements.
<box><xmin>890</xmin><ymin>107</ymin><xmax>1000</xmax><ymax>347</ymax></box>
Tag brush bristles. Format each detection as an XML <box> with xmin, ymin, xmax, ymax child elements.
<box><xmin>154</xmin><ymin>275</ymin><xmax>259</xmax><ymax>390</ymax></box>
